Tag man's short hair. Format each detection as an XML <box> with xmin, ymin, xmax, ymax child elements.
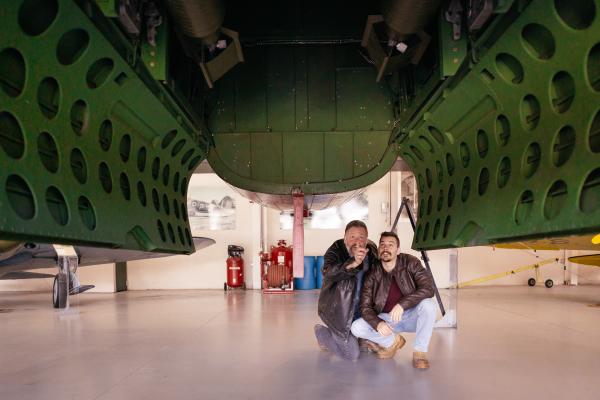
<box><xmin>379</xmin><ymin>231</ymin><xmax>400</xmax><ymax>247</ymax></box>
<box><xmin>344</xmin><ymin>220</ymin><xmax>367</xmax><ymax>233</ymax></box>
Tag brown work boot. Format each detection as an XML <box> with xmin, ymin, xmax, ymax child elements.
<box><xmin>358</xmin><ymin>338</ymin><xmax>382</xmax><ymax>353</ymax></box>
<box><xmin>413</xmin><ymin>351</ymin><xmax>430</xmax><ymax>369</ymax></box>
<box><xmin>376</xmin><ymin>334</ymin><xmax>406</xmax><ymax>359</ymax></box>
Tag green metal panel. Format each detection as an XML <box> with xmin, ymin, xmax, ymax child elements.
<box><xmin>267</xmin><ymin>46</ymin><xmax>295</xmax><ymax>131</ymax></box>
<box><xmin>250</xmin><ymin>133</ymin><xmax>283</xmax><ymax>182</ymax></box>
<box><xmin>397</xmin><ymin>0</ymin><xmax>600</xmax><ymax>250</ymax></box>
<box><xmin>141</xmin><ymin>20</ymin><xmax>168</xmax><ymax>81</ymax></box>
<box><xmin>235</xmin><ymin>47</ymin><xmax>267</xmax><ymax>132</ymax></box>
<box><xmin>282</xmin><ymin>132</ymin><xmax>324</xmax><ymax>182</ymax></box>
<box><xmin>307</xmin><ymin>46</ymin><xmax>336</xmax><ymax>131</ymax></box>
<box><xmin>212</xmin><ymin>134</ymin><xmax>251</xmax><ymax>177</ymax></box>
<box><xmin>0</xmin><ymin>0</ymin><xmax>204</xmax><ymax>253</ymax></box>
<box><xmin>323</xmin><ymin>132</ymin><xmax>354</xmax><ymax>181</ymax></box>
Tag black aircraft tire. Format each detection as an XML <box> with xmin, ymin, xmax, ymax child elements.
<box><xmin>545</xmin><ymin>279</ymin><xmax>554</xmax><ymax>288</ymax></box>
<box><xmin>527</xmin><ymin>278</ymin><xmax>536</xmax><ymax>287</ymax></box>
<box><xmin>53</xmin><ymin>274</ymin><xmax>67</xmax><ymax>309</ymax></box>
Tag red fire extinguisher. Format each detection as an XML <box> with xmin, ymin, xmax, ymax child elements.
<box><xmin>225</xmin><ymin>245</ymin><xmax>245</xmax><ymax>290</ymax></box>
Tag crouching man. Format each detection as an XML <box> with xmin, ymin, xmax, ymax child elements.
<box><xmin>351</xmin><ymin>231</ymin><xmax>437</xmax><ymax>369</ymax></box>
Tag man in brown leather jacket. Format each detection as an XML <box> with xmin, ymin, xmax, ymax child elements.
<box><xmin>314</xmin><ymin>220</ymin><xmax>378</xmax><ymax>361</ymax></box>
<box><xmin>351</xmin><ymin>231</ymin><xmax>437</xmax><ymax>369</ymax></box>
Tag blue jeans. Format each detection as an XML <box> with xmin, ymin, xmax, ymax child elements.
<box><xmin>350</xmin><ymin>298</ymin><xmax>437</xmax><ymax>353</ymax></box>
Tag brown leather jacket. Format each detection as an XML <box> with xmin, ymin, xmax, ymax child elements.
<box><xmin>360</xmin><ymin>253</ymin><xmax>434</xmax><ymax>330</ymax></box>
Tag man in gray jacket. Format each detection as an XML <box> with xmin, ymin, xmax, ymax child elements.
<box><xmin>314</xmin><ymin>220</ymin><xmax>378</xmax><ymax>360</ymax></box>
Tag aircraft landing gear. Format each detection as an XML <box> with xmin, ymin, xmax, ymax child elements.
<box><xmin>52</xmin><ymin>273</ymin><xmax>67</xmax><ymax>309</ymax></box>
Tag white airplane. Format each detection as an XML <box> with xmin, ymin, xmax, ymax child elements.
<box><xmin>0</xmin><ymin>237</ymin><xmax>215</xmax><ymax>308</ymax></box>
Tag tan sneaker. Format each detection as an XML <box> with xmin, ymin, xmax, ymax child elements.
<box><xmin>376</xmin><ymin>334</ymin><xmax>406</xmax><ymax>359</ymax></box>
<box><xmin>413</xmin><ymin>351</ymin><xmax>430</xmax><ymax>369</ymax></box>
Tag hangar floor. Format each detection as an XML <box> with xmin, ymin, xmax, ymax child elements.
<box><xmin>1</xmin><ymin>286</ymin><xmax>599</xmax><ymax>400</ymax></box>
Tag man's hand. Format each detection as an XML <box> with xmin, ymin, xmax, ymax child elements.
<box><xmin>376</xmin><ymin>321</ymin><xmax>393</xmax><ymax>336</ymax></box>
<box><xmin>390</xmin><ymin>304</ymin><xmax>404</xmax><ymax>323</ymax></box>
<box><xmin>347</xmin><ymin>247</ymin><xmax>369</xmax><ymax>269</ymax></box>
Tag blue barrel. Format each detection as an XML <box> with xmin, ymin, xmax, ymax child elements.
<box><xmin>316</xmin><ymin>256</ymin><xmax>324</xmax><ymax>289</ymax></box>
<box><xmin>294</xmin><ymin>256</ymin><xmax>317</xmax><ymax>290</ymax></box>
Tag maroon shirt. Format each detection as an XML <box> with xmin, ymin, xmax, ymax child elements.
<box><xmin>382</xmin><ymin>277</ymin><xmax>403</xmax><ymax>313</ymax></box>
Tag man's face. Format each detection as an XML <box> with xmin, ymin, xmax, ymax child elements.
<box><xmin>344</xmin><ymin>227</ymin><xmax>368</xmax><ymax>256</ymax></box>
<box><xmin>378</xmin><ymin>236</ymin><xmax>399</xmax><ymax>262</ymax></box>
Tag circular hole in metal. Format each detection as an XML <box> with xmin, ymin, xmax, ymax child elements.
<box><xmin>419</xmin><ymin>136</ymin><xmax>434</xmax><ymax>153</ymax></box>
<box><xmin>162</xmin><ymin>193</ymin><xmax>170</xmax><ymax>215</ymax></box>
<box><xmin>433</xmin><ymin>219</ymin><xmax>441</xmax><ymax>240</ymax></box>
<box><xmin>188</xmin><ymin>156</ymin><xmax>202</xmax><ymax>172</ymax></box>
<box><xmin>171</xmin><ymin>139</ymin><xmax>186</xmax><ymax>156</ymax></box>
<box><xmin>447</xmin><ymin>184</ymin><xmax>455</xmax><ymax>208</ymax></box>
<box><xmin>137</xmin><ymin>147</ymin><xmax>147</xmax><ymax>172</ymax></box>
<box><xmin>99</xmin><ymin>120</ymin><xmax>112</xmax><ymax>151</ymax></box>
<box><xmin>427</xmin><ymin>195</ymin><xmax>433</xmax><ymax>215</ymax></box>
<box><xmin>56</xmin><ymin>29</ymin><xmax>90</xmax><ymax>65</ymax></box>
<box><xmin>98</xmin><ymin>162</ymin><xmax>112</xmax><ymax>193</ymax></box>
<box><xmin>178</xmin><ymin>226</ymin><xmax>185</xmax><ymax>245</ymax></box>
<box><xmin>428</xmin><ymin>126</ymin><xmax>445</xmax><ymax>144</ymax></box>
<box><xmin>173</xmin><ymin>199</ymin><xmax>180</xmax><ymax>219</ymax></box>
<box><xmin>0</xmin><ymin>48</ymin><xmax>26</xmax><ymax>97</ymax></box>
<box><xmin>521</xmin><ymin>95</ymin><xmax>541</xmax><ymax>130</ymax></box>
<box><xmin>78</xmin><ymin>196</ymin><xmax>96</xmax><ymax>230</ymax></box>
<box><xmin>173</xmin><ymin>172</ymin><xmax>180</xmax><ymax>192</ymax></box>
<box><xmin>419</xmin><ymin>198</ymin><xmax>425</xmax><ymax>218</ymax></box>
<box><xmin>185</xmin><ymin>228</ymin><xmax>192</xmax><ymax>247</ymax></box>
<box><xmin>410</xmin><ymin>145</ymin><xmax>424</xmax><ymax>161</ymax></box>
<box><xmin>6</xmin><ymin>175</ymin><xmax>35</xmax><ymax>220</ymax></box>
<box><xmin>152</xmin><ymin>157</ymin><xmax>160</xmax><ymax>180</ymax></box>
<box><xmin>182</xmin><ymin>203</ymin><xmax>187</xmax><ymax>221</ymax></box>
<box><xmin>157</xmin><ymin>220</ymin><xmax>166</xmax><ymax>242</ymax></box>
<box><xmin>522</xmin><ymin>23</ymin><xmax>555</xmax><ymax>60</ymax></box>
<box><xmin>137</xmin><ymin>181</ymin><xmax>147</xmax><ymax>206</ymax></box>
<box><xmin>425</xmin><ymin>168</ymin><xmax>433</xmax><ymax>188</ymax></box>
<box><xmin>550</xmin><ymin>71</ymin><xmax>575</xmax><ymax>113</ymax></box>
<box><xmin>515</xmin><ymin>190</ymin><xmax>534</xmax><ymax>225</ymax></box>
<box><xmin>478</xmin><ymin>168</ymin><xmax>490</xmax><ymax>196</ymax></box>
<box><xmin>589</xmin><ymin>110</ymin><xmax>600</xmax><ymax>152</ymax></box>
<box><xmin>180</xmin><ymin>177</ymin><xmax>187</xmax><ymax>196</ymax></box>
<box><xmin>580</xmin><ymin>168</ymin><xmax>600</xmax><ymax>213</ymax></box>
<box><xmin>152</xmin><ymin>189</ymin><xmax>160</xmax><ymax>212</ymax></box>
<box><xmin>435</xmin><ymin>161</ymin><xmax>444</xmax><ymax>183</ymax></box>
<box><xmin>119</xmin><ymin>134</ymin><xmax>131</xmax><ymax>162</ymax></box>
<box><xmin>443</xmin><ymin>216</ymin><xmax>451</xmax><ymax>238</ymax></box>
<box><xmin>70</xmin><ymin>99</ymin><xmax>89</xmax><ymax>136</ymax></box>
<box><xmin>70</xmin><ymin>148</ymin><xmax>87</xmax><ymax>184</ymax></box>
<box><xmin>46</xmin><ymin>186</ymin><xmax>68</xmax><ymax>226</ymax></box>
<box><xmin>37</xmin><ymin>77</ymin><xmax>60</xmax><ymax>119</ymax></box>
<box><xmin>554</xmin><ymin>0</ymin><xmax>595</xmax><ymax>30</ymax></box>
<box><xmin>161</xmin><ymin>130</ymin><xmax>177</xmax><ymax>149</ymax></box>
<box><xmin>495</xmin><ymin>53</ymin><xmax>524</xmax><ymax>84</ymax></box>
<box><xmin>461</xmin><ymin>176</ymin><xmax>471</xmax><ymax>202</ymax></box>
<box><xmin>522</xmin><ymin>142</ymin><xmax>541</xmax><ymax>178</ymax></box>
<box><xmin>19</xmin><ymin>0</ymin><xmax>58</xmax><ymax>36</ymax></box>
<box><xmin>459</xmin><ymin>142</ymin><xmax>470</xmax><ymax>168</ymax></box>
<box><xmin>162</xmin><ymin>164</ymin><xmax>170</xmax><ymax>186</ymax></box>
<box><xmin>437</xmin><ymin>189</ymin><xmax>444</xmax><ymax>212</ymax></box>
<box><xmin>497</xmin><ymin>157</ymin><xmax>511</xmax><ymax>189</ymax></box>
<box><xmin>417</xmin><ymin>175</ymin><xmax>425</xmax><ymax>192</ymax></box>
<box><xmin>0</xmin><ymin>112</ymin><xmax>25</xmax><ymax>159</ymax></box>
<box><xmin>422</xmin><ymin>223</ymin><xmax>430</xmax><ymax>242</ymax></box>
<box><xmin>587</xmin><ymin>43</ymin><xmax>600</xmax><ymax>92</ymax></box>
<box><xmin>495</xmin><ymin>115</ymin><xmax>511</xmax><ymax>146</ymax></box>
<box><xmin>120</xmin><ymin>173</ymin><xmax>131</xmax><ymax>201</ymax></box>
<box><xmin>167</xmin><ymin>223</ymin><xmax>175</xmax><ymax>243</ymax></box>
<box><xmin>37</xmin><ymin>131</ymin><xmax>59</xmax><ymax>173</ymax></box>
<box><xmin>181</xmin><ymin>149</ymin><xmax>194</xmax><ymax>165</ymax></box>
<box><xmin>446</xmin><ymin>153</ymin><xmax>455</xmax><ymax>176</ymax></box>
<box><xmin>86</xmin><ymin>58</ymin><xmax>114</xmax><ymax>89</ymax></box>
<box><xmin>552</xmin><ymin>126</ymin><xmax>576</xmax><ymax>167</ymax></box>
<box><xmin>477</xmin><ymin>130</ymin><xmax>489</xmax><ymax>158</ymax></box>
<box><xmin>544</xmin><ymin>180</ymin><xmax>568</xmax><ymax>220</ymax></box>
<box><xmin>415</xmin><ymin>225</ymin><xmax>421</xmax><ymax>243</ymax></box>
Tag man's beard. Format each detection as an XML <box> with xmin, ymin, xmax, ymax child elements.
<box><xmin>380</xmin><ymin>251</ymin><xmax>392</xmax><ymax>260</ymax></box>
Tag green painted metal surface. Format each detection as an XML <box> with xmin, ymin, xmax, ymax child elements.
<box><xmin>0</xmin><ymin>0</ymin><xmax>204</xmax><ymax>253</ymax></box>
<box><xmin>396</xmin><ymin>0</ymin><xmax>600</xmax><ymax>250</ymax></box>
<box><xmin>207</xmin><ymin>45</ymin><xmax>398</xmax><ymax>195</ymax></box>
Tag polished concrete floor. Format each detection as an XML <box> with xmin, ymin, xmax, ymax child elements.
<box><xmin>1</xmin><ymin>286</ymin><xmax>599</xmax><ymax>400</ymax></box>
